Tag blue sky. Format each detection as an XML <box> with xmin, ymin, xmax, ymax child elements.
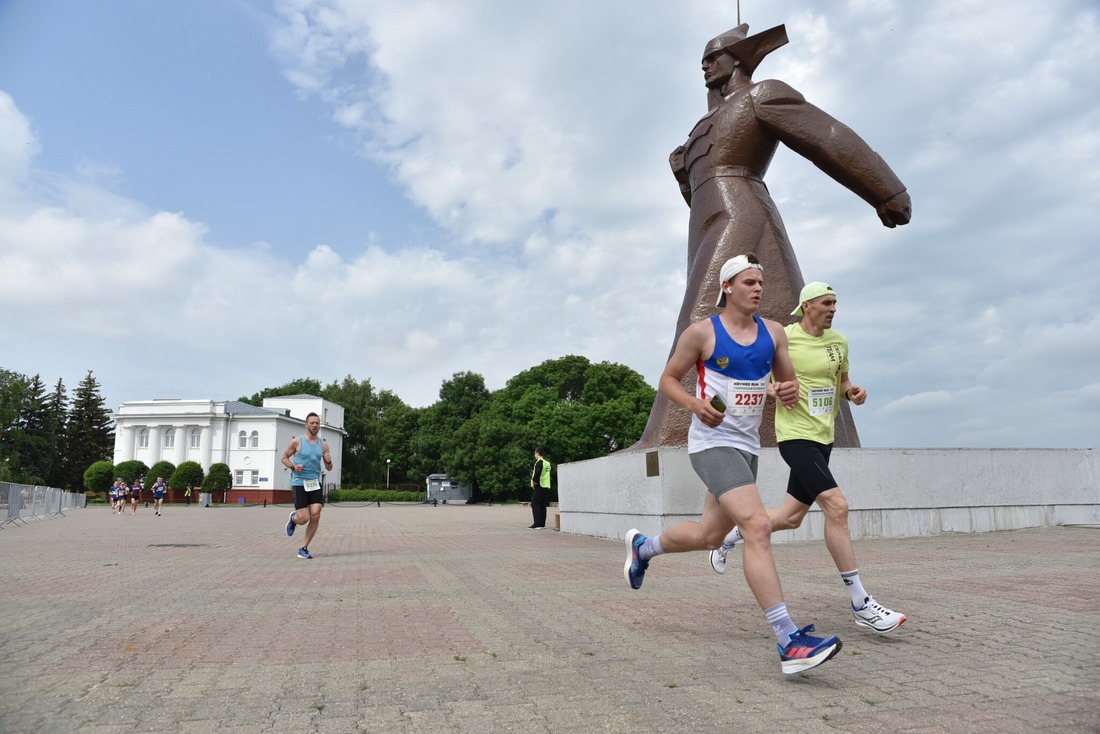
<box><xmin>1</xmin><ymin>0</ymin><xmax>1098</xmax><ymax>448</ymax></box>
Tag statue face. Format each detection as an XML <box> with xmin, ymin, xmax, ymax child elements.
<box><xmin>702</xmin><ymin>50</ymin><xmax>737</xmax><ymax>89</ymax></box>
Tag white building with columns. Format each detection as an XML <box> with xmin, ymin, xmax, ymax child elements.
<box><xmin>112</xmin><ymin>395</ymin><xmax>345</xmax><ymax>492</ymax></box>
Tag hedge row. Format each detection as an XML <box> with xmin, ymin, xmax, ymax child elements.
<box><xmin>328</xmin><ymin>489</ymin><xmax>423</xmax><ymax>503</ymax></box>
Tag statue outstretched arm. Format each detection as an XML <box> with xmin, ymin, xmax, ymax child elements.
<box><xmin>751</xmin><ymin>79</ymin><xmax>911</xmax><ymax>226</ymax></box>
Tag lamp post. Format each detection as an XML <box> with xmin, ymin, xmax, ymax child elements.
<box><xmin>386</xmin><ymin>459</ymin><xmax>391</xmax><ymax>488</ymax></box>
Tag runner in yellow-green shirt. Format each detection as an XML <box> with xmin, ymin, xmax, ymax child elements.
<box><xmin>710</xmin><ymin>282</ymin><xmax>906</xmax><ymax>634</ymax></box>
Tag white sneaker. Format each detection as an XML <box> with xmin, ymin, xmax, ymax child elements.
<box><xmin>853</xmin><ymin>596</ymin><xmax>906</xmax><ymax>634</ymax></box>
<box><xmin>709</xmin><ymin>542</ymin><xmax>733</xmax><ymax>574</ymax></box>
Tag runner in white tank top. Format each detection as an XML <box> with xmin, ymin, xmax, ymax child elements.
<box><xmin>622</xmin><ymin>254</ymin><xmax>843</xmax><ymax>675</ymax></box>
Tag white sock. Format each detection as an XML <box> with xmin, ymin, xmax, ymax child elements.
<box><xmin>639</xmin><ymin>534</ymin><xmax>664</xmax><ymax>561</ymax></box>
<box><xmin>841</xmin><ymin>569</ymin><xmax>869</xmax><ymax>608</ymax></box>
<box><xmin>722</xmin><ymin>526</ymin><xmax>742</xmax><ymax>549</ymax></box>
<box><xmin>764</xmin><ymin>602</ymin><xmax>799</xmax><ymax>646</ymax></box>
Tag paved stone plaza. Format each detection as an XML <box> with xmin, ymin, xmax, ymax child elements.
<box><xmin>1</xmin><ymin>503</ymin><xmax>1097</xmax><ymax>733</ymax></box>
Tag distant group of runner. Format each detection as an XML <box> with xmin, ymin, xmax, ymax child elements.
<box><xmin>108</xmin><ymin>477</ymin><xmax>170</xmax><ymax>516</ymax></box>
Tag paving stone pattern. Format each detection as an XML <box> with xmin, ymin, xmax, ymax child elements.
<box><xmin>1</xmin><ymin>503</ymin><xmax>1098</xmax><ymax>733</ymax></box>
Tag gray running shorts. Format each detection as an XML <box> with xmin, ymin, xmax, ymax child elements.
<box><xmin>689</xmin><ymin>446</ymin><xmax>759</xmax><ymax>499</ymax></box>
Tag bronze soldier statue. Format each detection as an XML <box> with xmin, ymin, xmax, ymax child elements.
<box><xmin>634</xmin><ymin>23</ymin><xmax>912</xmax><ymax>450</ymax></box>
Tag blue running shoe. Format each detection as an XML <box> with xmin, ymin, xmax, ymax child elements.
<box><xmin>285</xmin><ymin>511</ymin><xmax>296</xmax><ymax>537</ymax></box>
<box><xmin>778</xmin><ymin>624</ymin><xmax>842</xmax><ymax>675</ymax></box>
<box><xmin>297</xmin><ymin>547</ymin><xmax>313</xmax><ymax>559</ymax></box>
<box><xmin>623</xmin><ymin>529</ymin><xmax>649</xmax><ymax>590</ymax></box>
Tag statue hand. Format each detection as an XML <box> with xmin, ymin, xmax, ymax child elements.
<box><xmin>877</xmin><ymin>190</ymin><xmax>912</xmax><ymax>228</ymax></box>
<box><xmin>670</xmin><ymin>146</ymin><xmax>692</xmax><ymax>206</ymax></box>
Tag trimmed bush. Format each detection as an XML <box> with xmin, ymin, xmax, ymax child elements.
<box><xmin>329</xmin><ymin>489</ymin><xmax>422</xmax><ymax>503</ymax></box>
<box><xmin>170</xmin><ymin>461</ymin><xmax>204</xmax><ymax>492</ymax></box>
<box><xmin>83</xmin><ymin>460</ymin><xmax>115</xmax><ymax>493</ymax></box>
<box><xmin>146</xmin><ymin>461</ymin><xmax>176</xmax><ymax>491</ymax></box>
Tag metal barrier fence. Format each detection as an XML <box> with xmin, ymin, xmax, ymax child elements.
<box><xmin>1</xmin><ymin>482</ymin><xmax>86</xmax><ymax>527</ymax></box>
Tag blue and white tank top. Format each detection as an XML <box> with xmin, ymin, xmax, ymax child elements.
<box><xmin>688</xmin><ymin>314</ymin><xmax>775</xmax><ymax>455</ymax></box>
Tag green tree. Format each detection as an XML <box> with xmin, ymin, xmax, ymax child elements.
<box><xmin>374</xmin><ymin>390</ymin><xmax>417</xmax><ymax>487</ymax></box>
<box><xmin>65</xmin><ymin>371</ymin><xmax>114</xmax><ymax>490</ymax></box>
<box><xmin>408</xmin><ymin>403</ymin><xmax>443</xmax><ymax>484</ymax></box>
<box><xmin>410</xmin><ymin>371</ymin><xmax>491</xmax><ymax>488</ymax></box>
<box><xmin>232</xmin><ymin>358</ymin><xmax>654</xmax><ymax>498</ymax></box>
<box><xmin>146</xmin><ymin>461</ymin><xmax>176</xmax><ymax>490</ymax></box>
<box><xmin>170</xmin><ymin>461</ymin><xmax>204</xmax><ymax>491</ymax></box>
<box><xmin>457</xmin><ymin>357</ymin><xmax>655</xmax><ymax>501</ymax></box>
<box><xmin>83</xmin><ymin>459</ymin><xmax>115</xmax><ymax>494</ymax></box>
<box><xmin>16</xmin><ymin>374</ymin><xmax>52</xmax><ymax>485</ymax></box>
<box><xmin>0</xmin><ymin>369</ymin><xmax>31</xmax><ymax>480</ymax></box>
<box><xmin>433</xmin><ymin>371</ymin><xmax>491</xmax><ymax>493</ymax></box>
<box><xmin>43</xmin><ymin>378</ymin><xmax>68</xmax><ymax>487</ymax></box>
<box><xmin>203</xmin><ymin>462</ymin><xmax>232</xmax><ymax>492</ymax></box>
<box><xmin>319</xmin><ymin>375</ymin><xmax>380</xmax><ymax>484</ymax></box>
<box><xmin>114</xmin><ymin>459</ymin><xmax>149</xmax><ymax>485</ymax></box>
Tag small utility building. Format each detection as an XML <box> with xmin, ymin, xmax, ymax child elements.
<box><xmin>426</xmin><ymin>474</ymin><xmax>472</xmax><ymax>504</ymax></box>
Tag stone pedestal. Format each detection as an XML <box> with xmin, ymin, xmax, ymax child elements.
<box><xmin>558</xmin><ymin>447</ymin><xmax>1100</xmax><ymax>542</ymax></box>
<box><xmin>556</xmin><ymin>448</ymin><xmax>714</xmax><ymax>540</ymax></box>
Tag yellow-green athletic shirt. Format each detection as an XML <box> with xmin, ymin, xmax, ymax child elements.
<box><xmin>775</xmin><ymin>323</ymin><xmax>849</xmax><ymax>444</ymax></box>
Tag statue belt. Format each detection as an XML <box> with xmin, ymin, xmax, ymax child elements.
<box><xmin>693</xmin><ymin>165</ymin><xmax>763</xmax><ymax>189</ymax></box>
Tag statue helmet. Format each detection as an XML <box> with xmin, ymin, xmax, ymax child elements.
<box><xmin>702</xmin><ymin>23</ymin><xmax>789</xmax><ymax>77</ymax></box>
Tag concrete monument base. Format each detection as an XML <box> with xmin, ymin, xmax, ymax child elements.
<box><xmin>557</xmin><ymin>447</ymin><xmax>1100</xmax><ymax>542</ymax></box>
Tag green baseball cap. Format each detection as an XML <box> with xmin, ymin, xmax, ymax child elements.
<box><xmin>791</xmin><ymin>282</ymin><xmax>836</xmax><ymax>316</ymax></box>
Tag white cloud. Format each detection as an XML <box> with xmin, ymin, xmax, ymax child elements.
<box><xmin>1</xmin><ymin>0</ymin><xmax>1098</xmax><ymax>450</ymax></box>
<box><xmin>0</xmin><ymin>90</ymin><xmax>39</xmax><ymax>203</ymax></box>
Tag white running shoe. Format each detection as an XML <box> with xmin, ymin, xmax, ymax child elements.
<box><xmin>853</xmin><ymin>596</ymin><xmax>906</xmax><ymax>634</ymax></box>
<box><xmin>709</xmin><ymin>543</ymin><xmax>733</xmax><ymax>574</ymax></box>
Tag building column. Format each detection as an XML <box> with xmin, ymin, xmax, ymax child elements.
<box><xmin>147</xmin><ymin>426</ymin><xmax>162</xmax><ymax>465</ymax></box>
<box><xmin>174</xmin><ymin>425</ymin><xmax>187</xmax><ymax>466</ymax></box>
<box><xmin>201</xmin><ymin>424</ymin><xmax>213</xmax><ymax>469</ymax></box>
<box><xmin>114</xmin><ymin>425</ymin><xmax>132</xmax><ymax>464</ymax></box>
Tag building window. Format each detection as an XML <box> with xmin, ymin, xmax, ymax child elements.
<box><xmin>139</xmin><ymin>429</ymin><xmax>149</xmax><ymax>449</ymax></box>
<box><xmin>233</xmin><ymin>470</ymin><xmax>259</xmax><ymax>486</ymax></box>
<box><xmin>250</xmin><ymin>430</ymin><xmax>259</xmax><ymax>449</ymax></box>
<box><xmin>238</xmin><ymin>430</ymin><xmax>247</xmax><ymax>449</ymax></box>
<box><xmin>190</xmin><ymin>428</ymin><xmax>201</xmax><ymax>449</ymax></box>
<box><xmin>164</xmin><ymin>428</ymin><xmax>175</xmax><ymax>449</ymax></box>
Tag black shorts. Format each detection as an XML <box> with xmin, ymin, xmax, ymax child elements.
<box><xmin>292</xmin><ymin>485</ymin><xmax>325</xmax><ymax>510</ymax></box>
<box><xmin>778</xmin><ymin>439</ymin><xmax>838</xmax><ymax>506</ymax></box>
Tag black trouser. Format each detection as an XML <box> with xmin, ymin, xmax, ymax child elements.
<box><xmin>531</xmin><ymin>486</ymin><xmax>549</xmax><ymax>527</ymax></box>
